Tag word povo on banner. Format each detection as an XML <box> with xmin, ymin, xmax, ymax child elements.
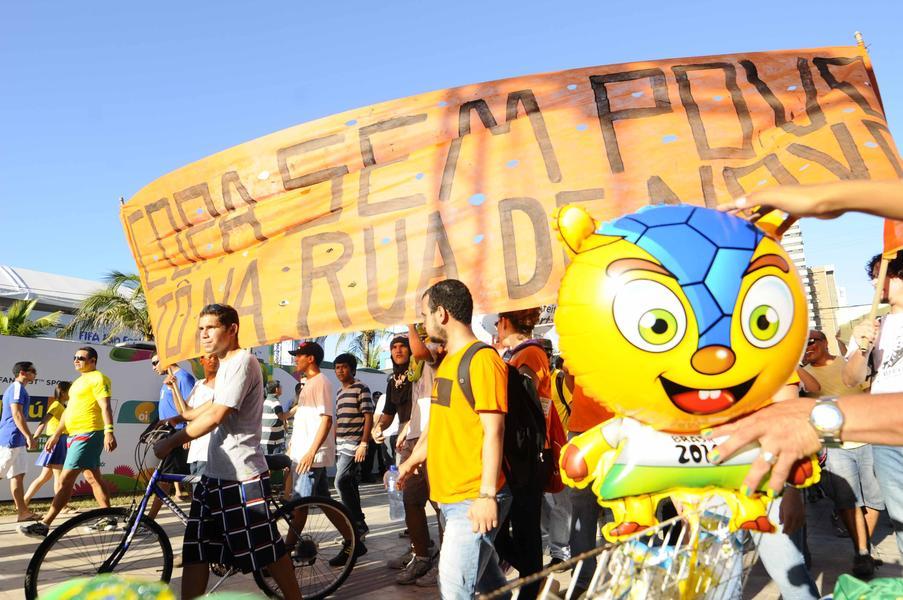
<box><xmin>121</xmin><ymin>46</ymin><xmax>903</xmax><ymax>364</ymax></box>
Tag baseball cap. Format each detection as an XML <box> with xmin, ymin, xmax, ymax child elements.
<box><xmin>288</xmin><ymin>341</ymin><xmax>325</xmax><ymax>365</ymax></box>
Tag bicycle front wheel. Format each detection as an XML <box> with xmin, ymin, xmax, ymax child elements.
<box><xmin>24</xmin><ymin>507</ymin><xmax>173</xmax><ymax>600</ymax></box>
<box><xmin>253</xmin><ymin>496</ymin><xmax>359</xmax><ymax>600</ymax></box>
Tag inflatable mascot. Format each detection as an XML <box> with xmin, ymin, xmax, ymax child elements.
<box><xmin>554</xmin><ymin>204</ymin><xmax>819</xmax><ymax>542</ymax></box>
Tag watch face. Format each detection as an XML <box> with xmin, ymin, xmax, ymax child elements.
<box><xmin>812</xmin><ymin>402</ymin><xmax>843</xmax><ymax>431</ymax></box>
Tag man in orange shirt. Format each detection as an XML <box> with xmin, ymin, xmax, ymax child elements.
<box><xmin>567</xmin><ymin>382</ymin><xmax>613</xmax><ymax>595</ymax></box>
<box><xmin>398</xmin><ymin>279</ymin><xmax>511</xmax><ymax>599</ymax></box>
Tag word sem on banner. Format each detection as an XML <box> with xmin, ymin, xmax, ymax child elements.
<box><xmin>122</xmin><ymin>46</ymin><xmax>903</xmax><ymax>365</ymax></box>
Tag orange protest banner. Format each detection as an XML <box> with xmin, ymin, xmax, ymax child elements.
<box><xmin>121</xmin><ymin>46</ymin><xmax>903</xmax><ymax>364</ymax></box>
<box><xmin>884</xmin><ymin>219</ymin><xmax>903</xmax><ymax>257</ymax></box>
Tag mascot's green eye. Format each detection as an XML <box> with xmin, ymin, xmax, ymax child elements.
<box><xmin>638</xmin><ymin>309</ymin><xmax>679</xmax><ymax>345</ymax></box>
<box><xmin>613</xmin><ymin>279</ymin><xmax>687</xmax><ymax>353</ymax></box>
<box><xmin>749</xmin><ymin>305</ymin><xmax>780</xmax><ymax>341</ymax></box>
<box><xmin>740</xmin><ymin>275</ymin><xmax>794</xmax><ymax>349</ymax></box>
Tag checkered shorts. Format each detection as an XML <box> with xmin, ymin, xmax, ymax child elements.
<box><xmin>182</xmin><ymin>473</ymin><xmax>286</xmax><ymax>573</ymax></box>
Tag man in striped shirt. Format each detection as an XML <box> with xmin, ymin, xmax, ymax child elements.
<box><xmin>261</xmin><ymin>380</ymin><xmax>287</xmax><ymax>455</ymax></box>
<box><xmin>333</xmin><ymin>353</ymin><xmax>374</xmax><ymax>542</ymax></box>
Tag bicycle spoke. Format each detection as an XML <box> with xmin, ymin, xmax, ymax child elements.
<box><xmin>28</xmin><ymin>510</ymin><xmax>172</xmax><ymax>599</ymax></box>
<box><xmin>254</xmin><ymin>497</ymin><xmax>358</xmax><ymax>599</ymax></box>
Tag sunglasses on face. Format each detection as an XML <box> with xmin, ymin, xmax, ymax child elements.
<box><xmin>807</xmin><ymin>338</ymin><xmax>825</xmax><ymax>345</ymax></box>
<box><xmin>73</xmin><ymin>356</ymin><xmax>89</xmax><ymax>362</ymax></box>
<box><xmin>151</xmin><ymin>360</ymin><xmax>160</xmax><ymax>366</ymax></box>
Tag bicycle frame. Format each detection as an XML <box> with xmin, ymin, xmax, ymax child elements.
<box><xmin>98</xmin><ymin>467</ymin><xmax>193</xmax><ymax>573</ymax></box>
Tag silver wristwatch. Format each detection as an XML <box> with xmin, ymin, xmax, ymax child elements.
<box><xmin>809</xmin><ymin>397</ymin><xmax>844</xmax><ymax>446</ymax></box>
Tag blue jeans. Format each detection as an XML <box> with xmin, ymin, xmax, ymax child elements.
<box><xmin>292</xmin><ymin>466</ymin><xmax>329</xmax><ymax>498</ymax></box>
<box><xmin>567</xmin><ymin>432</ymin><xmax>604</xmax><ymax>591</ymax></box>
<box><xmin>542</xmin><ymin>490</ymin><xmax>571</xmax><ymax>560</ymax></box>
<box><xmin>438</xmin><ymin>488</ymin><xmax>513</xmax><ymax>600</ymax></box>
<box><xmin>873</xmin><ymin>445</ymin><xmax>903</xmax><ymax>554</ymax></box>
<box><xmin>756</xmin><ymin>497</ymin><xmax>819</xmax><ymax>600</ymax></box>
<box><xmin>335</xmin><ymin>453</ymin><xmax>365</xmax><ymax>528</ymax></box>
<box><xmin>568</xmin><ymin>483</ymin><xmax>602</xmax><ymax>590</ymax></box>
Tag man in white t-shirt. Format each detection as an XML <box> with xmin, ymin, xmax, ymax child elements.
<box><xmin>843</xmin><ymin>252</ymin><xmax>903</xmax><ymax>556</ymax></box>
<box><xmin>148</xmin><ymin>353</ymin><xmax>219</xmax><ymax>521</ymax></box>
<box><xmin>285</xmin><ymin>341</ymin><xmax>362</xmax><ymax>563</ymax></box>
<box><xmin>153</xmin><ymin>304</ymin><xmax>300</xmax><ymax>600</ymax></box>
<box><xmin>287</xmin><ymin>341</ymin><xmax>335</xmax><ymax>498</ymax></box>
<box><xmin>183</xmin><ymin>353</ymin><xmax>218</xmax><ymax>476</ymax></box>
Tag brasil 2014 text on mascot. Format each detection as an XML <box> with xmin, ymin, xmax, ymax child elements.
<box><xmin>553</xmin><ymin>204</ymin><xmax>819</xmax><ymax>542</ymax></box>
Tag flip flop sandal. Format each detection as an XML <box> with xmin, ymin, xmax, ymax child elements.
<box><xmin>16</xmin><ymin>513</ymin><xmax>39</xmax><ymax>522</ymax></box>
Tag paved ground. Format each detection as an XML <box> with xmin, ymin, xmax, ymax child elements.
<box><xmin>0</xmin><ymin>484</ymin><xmax>900</xmax><ymax>599</ymax></box>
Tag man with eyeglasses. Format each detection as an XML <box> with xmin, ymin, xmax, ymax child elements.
<box><xmin>1</xmin><ymin>361</ymin><xmax>38</xmax><ymax>522</ymax></box>
<box><xmin>19</xmin><ymin>347</ymin><xmax>116</xmax><ymax>537</ymax></box>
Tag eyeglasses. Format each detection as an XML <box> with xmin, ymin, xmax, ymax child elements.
<box><xmin>73</xmin><ymin>355</ymin><xmax>90</xmax><ymax>362</ymax></box>
<box><xmin>807</xmin><ymin>338</ymin><xmax>825</xmax><ymax>345</ymax></box>
<box><xmin>151</xmin><ymin>360</ymin><xmax>160</xmax><ymax>366</ymax></box>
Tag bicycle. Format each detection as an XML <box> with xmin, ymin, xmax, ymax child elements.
<box><xmin>24</xmin><ymin>424</ymin><xmax>360</xmax><ymax>600</ymax></box>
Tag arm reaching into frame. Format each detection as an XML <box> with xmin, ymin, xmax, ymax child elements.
<box><xmin>720</xmin><ymin>180</ymin><xmax>903</xmax><ymax>222</ymax></box>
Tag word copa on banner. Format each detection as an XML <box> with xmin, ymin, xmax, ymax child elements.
<box><xmin>122</xmin><ymin>46</ymin><xmax>903</xmax><ymax>364</ymax></box>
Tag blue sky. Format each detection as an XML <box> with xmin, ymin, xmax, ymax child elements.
<box><xmin>1</xmin><ymin>0</ymin><xmax>900</xmax><ymax>311</ymax></box>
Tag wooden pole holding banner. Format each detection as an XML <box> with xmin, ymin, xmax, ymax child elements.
<box><xmin>855</xmin><ymin>31</ymin><xmax>886</xmax><ymax>112</ymax></box>
<box><xmin>858</xmin><ymin>28</ymin><xmax>888</xmax><ymax>324</ymax></box>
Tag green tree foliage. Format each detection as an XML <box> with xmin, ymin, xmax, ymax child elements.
<box><xmin>336</xmin><ymin>329</ymin><xmax>391</xmax><ymax>370</ymax></box>
<box><xmin>0</xmin><ymin>299</ymin><xmax>61</xmax><ymax>337</ymax></box>
<box><xmin>60</xmin><ymin>271</ymin><xmax>153</xmax><ymax>342</ymax></box>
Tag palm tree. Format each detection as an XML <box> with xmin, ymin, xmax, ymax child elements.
<box><xmin>60</xmin><ymin>271</ymin><xmax>153</xmax><ymax>342</ymax></box>
<box><xmin>337</xmin><ymin>329</ymin><xmax>391</xmax><ymax>369</ymax></box>
<box><xmin>0</xmin><ymin>300</ymin><xmax>61</xmax><ymax>337</ymax></box>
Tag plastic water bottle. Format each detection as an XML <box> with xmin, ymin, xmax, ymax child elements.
<box><xmin>386</xmin><ymin>465</ymin><xmax>406</xmax><ymax>522</ymax></box>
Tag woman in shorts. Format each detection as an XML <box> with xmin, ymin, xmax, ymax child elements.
<box><xmin>24</xmin><ymin>382</ymin><xmax>73</xmax><ymax>510</ymax></box>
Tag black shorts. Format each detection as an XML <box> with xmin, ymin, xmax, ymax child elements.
<box><xmin>182</xmin><ymin>473</ymin><xmax>286</xmax><ymax>573</ymax></box>
<box><xmin>161</xmin><ymin>444</ymin><xmax>188</xmax><ymax>475</ymax></box>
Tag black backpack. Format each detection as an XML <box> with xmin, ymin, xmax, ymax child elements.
<box><xmin>458</xmin><ymin>342</ymin><xmax>547</xmax><ymax>492</ymax></box>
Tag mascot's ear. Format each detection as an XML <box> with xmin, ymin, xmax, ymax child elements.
<box><xmin>553</xmin><ymin>205</ymin><xmax>620</xmax><ymax>256</ymax></box>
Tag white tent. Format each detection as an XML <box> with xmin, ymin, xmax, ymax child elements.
<box><xmin>0</xmin><ymin>265</ymin><xmax>103</xmax><ymax>312</ymax></box>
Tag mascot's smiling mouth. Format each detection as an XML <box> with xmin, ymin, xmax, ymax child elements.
<box><xmin>659</xmin><ymin>375</ymin><xmax>757</xmax><ymax>414</ymax></box>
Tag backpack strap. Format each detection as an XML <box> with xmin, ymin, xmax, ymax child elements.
<box><xmin>511</xmin><ymin>339</ymin><xmax>544</xmax><ymax>356</ymax></box>
<box><xmin>554</xmin><ymin>370</ymin><xmax>571</xmax><ymax>416</ymax></box>
<box><xmin>510</xmin><ymin>339</ymin><xmax>546</xmax><ymax>382</ymax></box>
<box><xmin>457</xmin><ymin>342</ymin><xmax>495</xmax><ymax>409</ymax></box>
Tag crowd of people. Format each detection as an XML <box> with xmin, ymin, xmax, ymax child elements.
<box><xmin>3</xmin><ymin>180</ymin><xmax>903</xmax><ymax>599</ymax></box>
<box><xmin>1</xmin><ymin>348</ymin><xmax>117</xmax><ymax>536</ymax></box>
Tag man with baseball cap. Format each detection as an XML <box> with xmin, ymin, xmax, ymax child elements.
<box><xmin>286</xmin><ymin>342</ymin><xmax>335</xmax><ymax>498</ymax></box>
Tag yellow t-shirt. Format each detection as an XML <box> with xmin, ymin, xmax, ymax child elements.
<box><xmin>66</xmin><ymin>370</ymin><xmax>111</xmax><ymax>433</ymax></box>
<box><xmin>803</xmin><ymin>359</ymin><xmax>866</xmax><ymax>449</ymax></box>
<box><xmin>428</xmin><ymin>342</ymin><xmax>507</xmax><ymax>504</ymax></box>
<box><xmin>44</xmin><ymin>400</ymin><xmax>66</xmax><ymax>436</ymax></box>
